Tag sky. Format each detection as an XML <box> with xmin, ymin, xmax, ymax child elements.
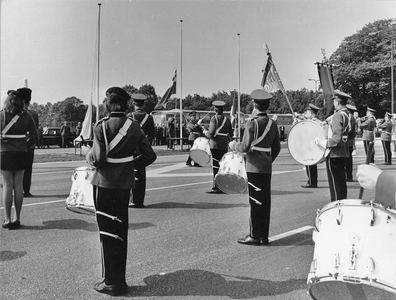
<box><xmin>1</xmin><ymin>0</ymin><xmax>395</xmax><ymax>106</ymax></box>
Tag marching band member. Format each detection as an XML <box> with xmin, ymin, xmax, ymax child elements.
<box><xmin>392</xmin><ymin>114</ymin><xmax>396</xmax><ymax>158</ymax></box>
<box><xmin>229</xmin><ymin>89</ymin><xmax>280</xmax><ymax>246</ymax></box>
<box><xmin>377</xmin><ymin>112</ymin><xmax>393</xmax><ymax>165</ymax></box>
<box><xmin>127</xmin><ymin>93</ymin><xmax>155</xmax><ymax>208</ymax></box>
<box><xmin>204</xmin><ymin>100</ymin><xmax>233</xmax><ymax>194</ymax></box>
<box><xmin>83</xmin><ymin>87</ymin><xmax>156</xmax><ymax>296</ymax></box>
<box><xmin>345</xmin><ymin>104</ymin><xmax>357</xmax><ymax>181</ymax></box>
<box><xmin>185</xmin><ymin>110</ymin><xmax>203</xmax><ymax>167</ymax></box>
<box><xmin>358</xmin><ymin>107</ymin><xmax>376</xmax><ymax>163</ymax></box>
<box><xmin>315</xmin><ymin>90</ymin><xmax>351</xmax><ymax>202</ymax></box>
<box><xmin>301</xmin><ymin>103</ymin><xmax>321</xmax><ymax>188</ymax></box>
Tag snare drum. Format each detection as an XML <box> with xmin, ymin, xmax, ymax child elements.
<box><xmin>307</xmin><ymin>200</ymin><xmax>396</xmax><ymax>299</ymax></box>
<box><xmin>288</xmin><ymin>120</ymin><xmax>328</xmax><ymax>165</ymax></box>
<box><xmin>215</xmin><ymin>152</ymin><xmax>247</xmax><ymax>194</ymax></box>
<box><xmin>190</xmin><ymin>137</ymin><xmax>211</xmax><ymax>165</ymax></box>
<box><xmin>66</xmin><ymin>166</ymin><xmax>95</xmax><ymax>214</ymax></box>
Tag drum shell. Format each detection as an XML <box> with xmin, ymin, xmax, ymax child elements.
<box><xmin>190</xmin><ymin>137</ymin><xmax>211</xmax><ymax>165</ymax></box>
<box><xmin>66</xmin><ymin>166</ymin><xmax>95</xmax><ymax>214</ymax></box>
<box><xmin>287</xmin><ymin>120</ymin><xmax>328</xmax><ymax>165</ymax></box>
<box><xmin>215</xmin><ymin>152</ymin><xmax>247</xmax><ymax>194</ymax></box>
<box><xmin>308</xmin><ymin>199</ymin><xmax>396</xmax><ymax>299</ymax></box>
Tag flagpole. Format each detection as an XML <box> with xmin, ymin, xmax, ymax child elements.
<box><xmin>180</xmin><ymin>20</ymin><xmax>183</xmax><ymax>150</ymax></box>
<box><xmin>96</xmin><ymin>3</ymin><xmax>101</xmax><ymax>123</ymax></box>
<box><xmin>237</xmin><ymin>33</ymin><xmax>241</xmax><ymax>140</ymax></box>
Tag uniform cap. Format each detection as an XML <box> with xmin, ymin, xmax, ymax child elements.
<box><xmin>367</xmin><ymin>107</ymin><xmax>376</xmax><ymax>113</ymax></box>
<box><xmin>306</xmin><ymin>103</ymin><xmax>320</xmax><ymax>112</ymax></box>
<box><xmin>105</xmin><ymin>87</ymin><xmax>131</xmax><ymax>103</ymax></box>
<box><xmin>250</xmin><ymin>89</ymin><xmax>272</xmax><ymax>101</ymax></box>
<box><xmin>17</xmin><ymin>87</ymin><xmax>32</xmax><ymax>103</ymax></box>
<box><xmin>346</xmin><ymin>104</ymin><xmax>357</xmax><ymax>111</ymax></box>
<box><xmin>212</xmin><ymin>100</ymin><xmax>225</xmax><ymax>107</ymax></box>
<box><xmin>189</xmin><ymin>110</ymin><xmax>197</xmax><ymax>116</ymax></box>
<box><xmin>131</xmin><ymin>93</ymin><xmax>147</xmax><ymax>101</ymax></box>
<box><xmin>333</xmin><ymin>90</ymin><xmax>351</xmax><ymax>100</ymax></box>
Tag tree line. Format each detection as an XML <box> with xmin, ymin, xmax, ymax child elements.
<box><xmin>30</xmin><ymin>18</ymin><xmax>394</xmax><ymax>127</ymax></box>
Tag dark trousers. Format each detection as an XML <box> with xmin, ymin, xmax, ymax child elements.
<box><xmin>247</xmin><ymin>172</ymin><xmax>271</xmax><ymax>240</ymax></box>
<box><xmin>326</xmin><ymin>157</ymin><xmax>347</xmax><ymax>202</ymax></box>
<box><xmin>305</xmin><ymin>165</ymin><xmax>317</xmax><ymax>186</ymax></box>
<box><xmin>23</xmin><ymin>147</ymin><xmax>35</xmax><ymax>194</ymax></box>
<box><xmin>210</xmin><ymin>148</ymin><xmax>227</xmax><ymax>189</ymax></box>
<box><xmin>345</xmin><ymin>146</ymin><xmax>354</xmax><ymax>180</ymax></box>
<box><xmin>363</xmin><ymin>140</ymin><xmax>375</xmax><ymax>163</ymax></box>
<box><xmin>93</xmin><ymin>186</ymin><xmax>130</xmax><ymax>285</ymax></box>
<box><xmin>131</xmin><ymin>164</ymin><xmax>146</xmax><ymax>204</ymax></box>
<box><xmin>382</xmin><ymin>140</ymin><xmax>392</xmax><ymax>164</ymax></box>
<box><xmin>62</xmin><ymin>136</ymin><xmax>69</xmax><ymax>148</ymax></box>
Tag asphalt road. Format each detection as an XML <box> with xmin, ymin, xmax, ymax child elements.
<box><xmin>1</xmin><ymin>140</ymin><xmax>395</xmax><ymax>300</ymax></box>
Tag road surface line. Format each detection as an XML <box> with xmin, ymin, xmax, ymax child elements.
<box><xmin>269</xmin><ymin>225</ymin><xmax>314</xmax><ymax>242</ymax></box>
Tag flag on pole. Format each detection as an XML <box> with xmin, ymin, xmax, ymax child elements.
<box><xmin>74</xmin><ymin>98</ymin><xmax>93</xmax><ymax>144</ymax></box>
<box><xmin>155</xmin><ymin>70</ymin><xmax>177</xmax><ymax>110</ymax></box>
<box><xmin>261</xmin><ymin>46</ymin><xmax>285</xmax><ymax>93</ymax></box>
<box><xmin>316</xmin><ymin>63</ymin><xmax>335</xmax><ymax>114</ymax></box>
<box><xmin>230</xmin><ymin>92</ymin><xmax>238</xmax><ymax>125</ymax></box>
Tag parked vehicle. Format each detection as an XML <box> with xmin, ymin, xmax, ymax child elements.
<box><xmin>42</xmin><ymin>127</ymin><xmax>76</xmax><ymax>148</ymax></box>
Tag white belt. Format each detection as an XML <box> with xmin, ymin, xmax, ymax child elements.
<box><xmin>1</xmin><ymin>134</ymin><xmax>26</xmax><ymax>138</ymax></box>
<box><xmin>251</xmin><ymin>146</ymin><xmax>271</xmax><ymax>152</ymax></box>
<box><xmin>106</xmin><ymin>156</ymin><xmax>134</xmax><ymax>163</ymax></box>
<box><xmin>364</xmin><ymin>130</ymin><xmax>373</xmax><ymax>132</ymax></box>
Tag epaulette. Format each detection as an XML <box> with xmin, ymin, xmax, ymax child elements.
<box><xmin>95</xmin><ymin>116</ymin><xmax>109</xmax><ymax>126</ymax></box>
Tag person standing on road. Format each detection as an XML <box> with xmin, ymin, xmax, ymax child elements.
<box><xmin>378</xmin><ymin>112</ymin><xmax>393</xmax><ymax>165</ymax></box>
<box><xmin>345</xmin><ymin>104</ymin><xmax>357</xmax><ymax>181</ymax></box>
<box><xmin>185</xmin><ymin>110</ymin><xmax>203</xmax><ymax>167</ymax></box>
<box><xmin>127</xmin><ymin>93</ymin><xmax>155</xmax><ymax>208</ymax></box>
<box><xmin>83</xmin><ymin>87</ymin><xmax>156</xmax><ymax>296</ymax></box>
<box><xmin>204</xmin><ymin>100</ymin><xmax>233</xmax><ymax>194</ymax></box>
<box><xmin>358</xmin><ymin>107</ymin><xmax>376</xmax><ymax>163</ymax></box>
<box><xmin>229</xmin><ymin>90</ymin><xmax>280</xmax><ymax>246</ymax></box>
<box><xmin>18</xmin><ymin>88</ymin><xmax>39</xmax><ymax>197</ymax></box>
<box><xmin>315</xmin><ymin>90</ymin><xmax>351</xmax><ymax>202</ymax></box>
<box><xmin>1</xmin><ymin>90</ymin><xmax>38</xmax><ymax>229</ymax></box>
<box><xmin>60</xmin><ymin>121</ymin><xmax>71</xmax><ymax>148</ymax></box>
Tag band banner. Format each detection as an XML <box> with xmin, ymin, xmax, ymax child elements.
<box><xmin>316</xmin><ymin>63</ymin><xmax>335</xmax><ymax>114</ymax></box>
<box><xmin>261</xmin><ymin>52</ymin><xmax>285</xmax><ymax>93</ymax></box>
<box><xmin>155</xmin><ymin>70</ymin><xmax>177</xmax><ymax>110</ymax></box>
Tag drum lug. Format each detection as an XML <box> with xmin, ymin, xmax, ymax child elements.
<box><xmin>334</xmin><ymin>253</ymin><xmax>340</xmax><ymax>278</ymax></box>
<box><xmin>336</xmin><ymin>204</ymin><xmax>342</xmax><ymax>225</ymax></box>
<box><xmin>349</xmin><ymin>234</ymin><xmax>359</xmax><ymax>270</ymax></box>
<box><xmin>370</xmin><ymin>202</ymin><xmax>376</xmax><ymax>226</ymax></box>
<box><xmin>309</xmin><ymin>259</ymin><xmax>317</xmax><ymax>273</ymax></box>
<box><xmin>85</xmin><ymin>172</ymin><xmax>89</xmax><ymax>180</ymax></box>
<box><xmin>314</xmin><ymin>209</ymin><xmax>321</xmax><ymax>232</ymax></box>
<box><xmin>387</xmin><ymin>215</ymin><xmax>392</xmax><ymax>224</ymax></box>
<box><xmin>366</xmin><ymin>258</ymin><xmax>375</xmax><ymax>284</ymax></box>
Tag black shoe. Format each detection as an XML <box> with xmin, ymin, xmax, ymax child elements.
<box><xmin>301</xmin><ymin>184</ymin><xmax>317</xmax><ymax>188</ymax></box>
<box><xmin>24</xmin><ymin>192</ymin><xmax>33</xmax><ymax>197</ymax></box>
<box><xmin>2</xmin><ymin>222</ymin><xmax>13</xmax><ymax>229</ymax></box>
<box><xmin>11</xmin><ymin>220</ymin><xmax>21</xmax><ymax>229</ymax></box>
<box><xmin>128</xmin><ymin>203</ymin><xmax>145</xmax><ymax>208</ymax></box>
<box><xmin>237</xmin><ymin>235</ymin><xmax>260</xmax><ymax>246</ymax></box>
<box><xmin>260</xmin><ymin>238</ymin><xmax>270</xmax><ymax>246</ymax></box>
<box><xmin>205</xmin><ymin>189</ymin><xmax>224</xmax><ymax>194</ymax></box>
<box><xmin>382</xmin><ymin>163</ymin><xmax>392</xmax><ymax>165</ymax></box>
<box><xmin>93</xmin><ymin>280</ymin><xmax>128</xmax><ymax>296</ymax></box>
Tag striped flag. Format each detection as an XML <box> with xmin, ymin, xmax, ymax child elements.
<box><xmin>261</xmin><ymin>48</ymin><xmax>285</xmax><ymax>93</ymax></box>
<box><xmin>155</xmin><ymin>70</ymin><xmax>177</xmax><ymax>110</ymax></box>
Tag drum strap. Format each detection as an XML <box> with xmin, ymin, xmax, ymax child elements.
<box><xmin>132</xmin><ymin>112</ymin><xmax>148</xmax><ymax>127</ymax></box>
<box><xmin>214</xmin><ymin>116</ymin><xmax>227</xmax><ymax>137</ymax></box>
<box><xmin>1</xmin><ymin>113</ymin><xmax>21</xmax><ymax>138</ymax></box>
<box><xmin>375</xmin><ymin>172</ymin><xmax>396</xmax><ymax>208</ymax></box>
<box><xmin>250</xmin><ymin>119</ymin><xmax>272</xmax><ymax>152</ymax></box>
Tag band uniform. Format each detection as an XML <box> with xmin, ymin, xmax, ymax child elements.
<box><xmin>345</xmin><ymin>104</ymin><xmax>357</xmax><ymax>181</ymax></box>
<box><xmin>378</xmin><ymin>112</ymin><xmax>393</xmax><ymax>165</ymax></box>
<box><xmin>359</xmin><ymin>107</ymin><xmax>376</xmax><ymax>163</ymax></box>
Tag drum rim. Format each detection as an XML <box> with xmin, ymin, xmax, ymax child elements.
<box><xmin>318</xmin><ymin>199</ymin><xmax>396</xmax><ymax>215</ymax></box>
<box><xmin>215</xmin><ymin>173</ymin><xmax>247</xmax><ymax>194</ymax></box>
<box><xmin>74</xmin><ymin>166</ymin><xmax>95</xmax><ymax>171</ymax></box>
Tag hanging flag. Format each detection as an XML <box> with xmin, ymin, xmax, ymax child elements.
<box><xmin>316</xmin><ymin>63</ymin><xmax>335</xmax><ymax>115</ymax></box>
<box><xmin>155</xmin><ymin>70</ymin><xmax>177</xmax><ymax>110</ymax></box>
<box><xmin>74</xmin><ymin>98</ymin><xmax>93</xmax><ymax>144</ymax></box>
<box><xmin>230</xmin><ymin>91</ymin><xmax>238</xmax><ymax>125</ymax></box>
<box><xmin>261</xmin><ymin>48</ymin><xmax>285</xmax><ymax>93</ymax></box>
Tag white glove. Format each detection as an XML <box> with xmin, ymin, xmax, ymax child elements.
<box><xmin>228</xmin><ymin>140</ymin><xmax>237</xmax><ymax>151</ymax></box>
<box><xmin>272</xmin><ymin>115</ymin><xmax>278</xmax><ymax>121</ymax></box>
<box><xmin>314</xmin><ymin>138</ymin><xmax>327</xmax><ymax>150</ymax></box>
<box><xmin>81</xmin><ymin>145</ymin><xmax>92</xmax><ymax>155</ymax></box>
<box><xmin>197</xmin><ymin>119</ymin><xmax>203</xmax><ymax>125</ymax></box>
<box><xmin>356</xmin><ymin>164</ymin><xmax>382</xmax><ymax>190</ymax></box>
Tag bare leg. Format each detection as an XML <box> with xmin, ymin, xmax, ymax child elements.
<box><xmin>13</xmin><ymin>170</ymin><xmax>25</xmax><ymax>222</ymax></box>
<box><xmin>1</xmin><ymin>170</ymin><xmax>14</xmax><ymax>223</ymax></box>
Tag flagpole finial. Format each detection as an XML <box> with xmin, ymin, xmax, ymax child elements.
<box><xmin>180</xmin><ymin>19</ymin><xmax>183</xmax><ymax>22</ymax></box>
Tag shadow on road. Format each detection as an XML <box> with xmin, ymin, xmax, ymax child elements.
<box><xmin>147</xmin><ymin>202</ymin><xmax>249</xmax><ymax>209</ymax></box>
<box><xmin>125</xmin><ymin>269</ymin><xmax>306</xmax><ymax>298</ymax></box>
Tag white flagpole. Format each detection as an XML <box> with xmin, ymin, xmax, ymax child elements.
<box><xmin>237</xmin><ymin>33</ymin><xmax>241</xmax><ymax>140</ymax></box>
<box><xmin>96</xmin><ymin>3</ymin><xmax>101</xmax><ymax>123</ymax></box>
<box><xmin>180</xmin><ymin>19</ymin><xmax>183</xmax><ymax>150</ymax></box>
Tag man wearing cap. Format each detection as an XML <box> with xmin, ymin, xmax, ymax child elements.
<box><xmin>185</xmin><ymin>110</ymin><xmax>203</xmax><ymax>167</ymax></box>
<box><xmin>127</xmin><ymin>93</ymin><xmax>155</xmax><ymax>208</ymax></box>
<box><xmin>204</xmin><ymin>100</ymin><xmax>233</xmax><ymax>194</ymax></box>
<box><xmin>17</xmin><ymin>88</ymin><xmax>39</xmax><ymax>197</ymax></box>
<box><xmin>83</xmin><ymin>87</ymin><xmax>156</xmax><ymax>296</ymax></box>
<box><xmin>345</xmin><ymin>104</ymin><xmax>357</xmax><ymax>181</ymax></box>
<box><xmin>301</xmin><ymin>103</ymin><xmax>321</xmax><ymax>188</ymax></box>
<box><xmin>229</xmin><ymin>89</ymin><xmax>280</xmax><ymax>246</ymax></box>
<box><xmin>392</xmin><ymin>114</ymin><xmax>396</xmax><ymax>158</ymax></box>
<box><xmin>358</xmin><ymin>107</ymin><xmax>376</xmax><ymax>163</ymax></box>
<box><xmin>315</xmin><ymin>90</ymin><xmax>351</xmax><ymax>202</ymax></box>
<box><xmin>378</xmin><ymin>112</ymin><xmax>393</xmax><ymax>165</ymax></box>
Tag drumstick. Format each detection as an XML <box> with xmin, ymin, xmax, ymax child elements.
<box><xmin>248</xmin><ymin>182</ymin><xmax>261</xmax><ymax>191</ymax></box>
<box><xmin>249</xmin><ymin>196</ymin><xmax>262</xmax><ymax>205</ymax></box>
<box><xmin>358</xmin><ymin>141</ymin><xmax>374</xmax><ymax>199</ymax></box>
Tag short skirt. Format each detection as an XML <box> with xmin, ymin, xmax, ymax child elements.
<box><xmin>1</xmin><ymin>151</ymin><xmax>28</xmax><ymax>170</ymax></box>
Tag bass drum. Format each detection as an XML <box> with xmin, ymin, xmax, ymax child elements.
<box><xmin>66</xmin><ymin>166</ymin><xmax>95</xmax><ymax>215</ymax></box>
<box><xmin>215</xmin><ymin>152</ymin><xmax>247</xmax><ymax>194</ymax></box>
<box><xmin>307</xmin><ymin>200</ymin><xmax>396</xmax><ymax>299</ymax></box>
<box><xmin>287</xmin><ymin>120</ymin><xmax>328</xmax><ymax>165</ymax></box>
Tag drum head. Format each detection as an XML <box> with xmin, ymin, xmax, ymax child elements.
<box><xmin>309</xmin><ymin>281</ymin><xmax>396</xmax><ymax>300</ymax></box>
<box><xmin>190</xmin><ymin>149</ymin><xmax>211</xmax><ymax>165</ymax></box>
<box><xmin>215</xmin><ymin>173</ymin><xmax>247</xmax><ymax>194</ymax></box>
<box><xmin>287</xmin><ymin>120</ymin><xmax>327</xmax><ymax>165</ymax></box>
